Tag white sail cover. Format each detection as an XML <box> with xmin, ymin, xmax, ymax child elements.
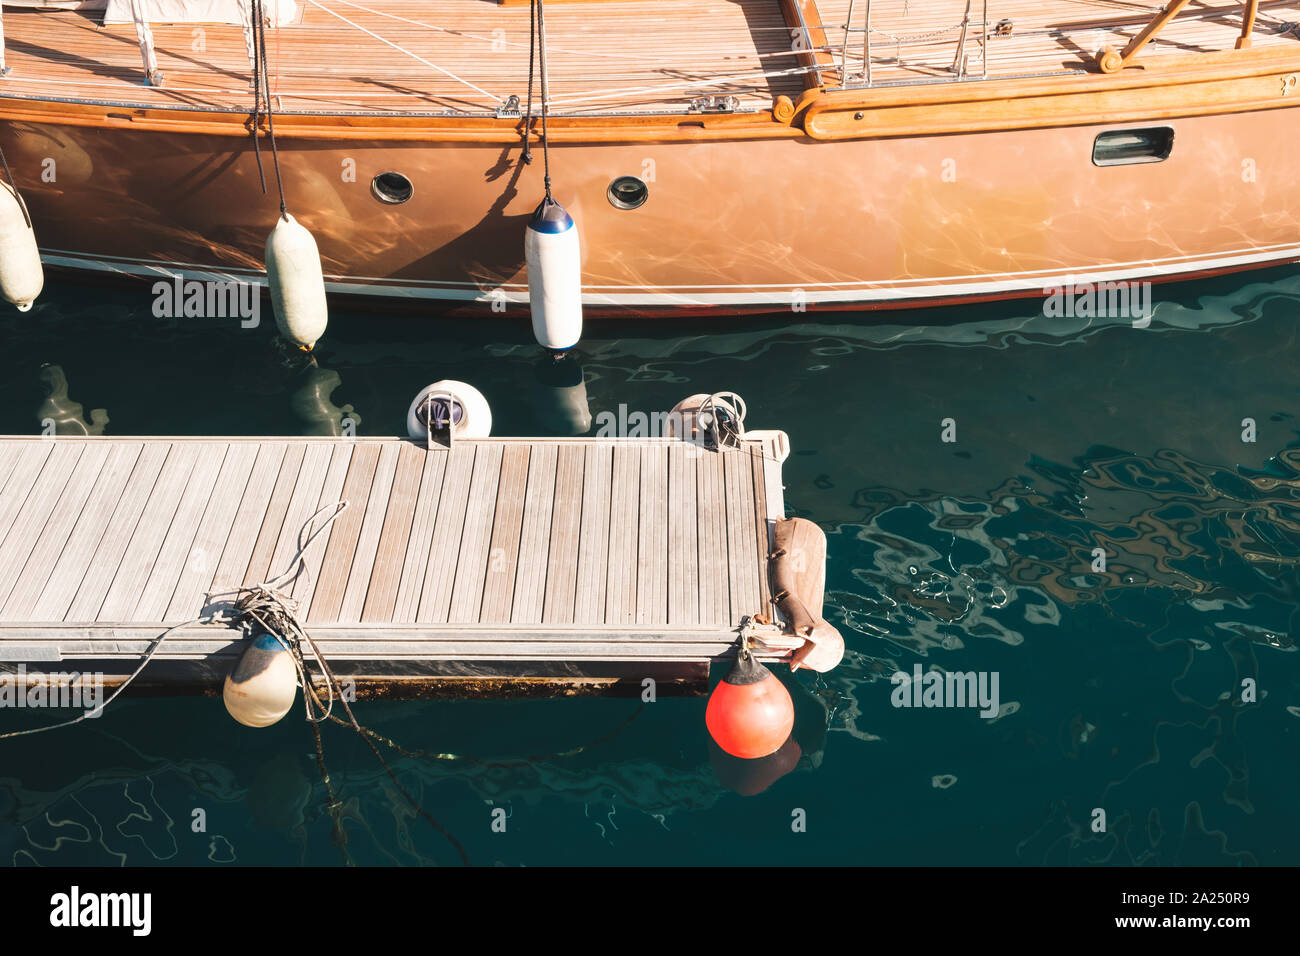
<box><xmin>99</xmin><ymin>0</ymin><xmax>297</xmax><ymax>25</ymax></box>
<box><xmin>2</xmin><ymin>2</ymin><xmax>109</xmax><ymax>9</ymax></box>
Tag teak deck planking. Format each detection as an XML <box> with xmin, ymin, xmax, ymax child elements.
<box><xmin>0</xmin><ymin>0</ymin><xmax>1296</xmax><ymax>117</ymax></box>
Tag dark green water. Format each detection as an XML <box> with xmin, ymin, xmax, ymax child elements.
<box><xmin>2</xmin><ymin>268</ymin><xmax>1300</xmax><ymax>866</ymax></box>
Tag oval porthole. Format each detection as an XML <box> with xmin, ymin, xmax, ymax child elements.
<box><xmin>607</xmin><ymin>175</ymin><xmax>648</xmax><ymax>210</ymax></box>
<box><xmin>371</xmin><ymin>171</ymin><xmax>414</xmax><ymax>204</ymax></box>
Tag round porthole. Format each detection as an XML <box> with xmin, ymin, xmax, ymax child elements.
<box><xmin>371</xmin><ymin>171</ymin><xmax>414</xmax><ymax>204</ymax></box>
<box><xmin>607</xmin><ymin>175</ymin><xmax>649</xmax><ymax>210</ymax></box>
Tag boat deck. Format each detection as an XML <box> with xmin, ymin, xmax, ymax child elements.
<box><xmin>0</xmin><ymin>434</ymin><xmax>795</xmax><ymax>695</ymax></box>
<box><xmin>0</xmin><ymin>0</ymin><xmax>805</xmax><ymax>114</ymax></box>
<box><xmin>814</xmin><ymin>0</ymin><xmax>1300</xmax><ymax>88</ymax></box>
<box><xmin>0</xmin><ymin>0</ymin><xmax>1297</xmax><ymax>116</ymax></box>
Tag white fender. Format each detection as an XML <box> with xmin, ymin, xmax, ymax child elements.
<box><xmin>223</xmin><ymin>633</ymin><xmax>298</xmax><ymax>728</ymax></box>
<box><xmin>665</xmin><ymin>392</ymin><xmax>748</xmax><ymax>446</ymax></box>
<box><xmin>664</xmin><ymin>393</ymin><xmax>711</xmax><ymax>440</ymax></box>
<box><xmin>524</xmin><ymin>197</ymin><xmax>583</xmax><ymax>352</ymax></box>
<box><xmin>0</xmin><ymin>180</ymin><xmax>43</xmax><ymax>312</ymax></box>
<box><xmin>265</xmin><ymin>213</ymin><xmax>328</xmax><ymax>351</ymax></box>
<box><xmin>406</xmin><ymin>379</ymin><xmax>492</xmax><ymax>439</ymax></box>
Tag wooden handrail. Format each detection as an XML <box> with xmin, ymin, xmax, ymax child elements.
<box><xmin>1237</xmin><ymin>0</ymin><xmax>1260</xmax><ymax>49</ymax></box>
<box><xmin>1095</xmin><ymin>0</ymin><xmax>1194</xmax><ymax>73</ymax></box>
<box><xmin>1096</xmin><ymin>0</ymin><xmax>1263</xmax><ymax>72</ymax></box>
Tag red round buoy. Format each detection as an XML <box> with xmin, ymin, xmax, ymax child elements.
<box><xmin>706</xmin><ymin>648</ymin><xmax>795</xmax><ymax>759</ymax></box>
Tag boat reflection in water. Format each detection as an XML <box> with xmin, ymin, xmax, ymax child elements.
<box><xmin>532</xmin><ymin>352</ymin><xmax>592</xmax><ymax>436</ymax></box>
<box><xmin>288</xmin><ymin>361</ymin><xmax>361</xmax><ymax>437</ymax></box>
<box><xmin>36</xmin><ymin>363</ymin><xmax>108</xmax><ymax>436</ymax></box>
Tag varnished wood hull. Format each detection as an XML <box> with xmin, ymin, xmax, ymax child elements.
<box><xmin>4</xmin><ymin>79</ymin><xmax>1299</xmax><ymax>316</ymax></box>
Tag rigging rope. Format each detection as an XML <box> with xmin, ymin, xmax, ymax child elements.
<box><xmin>522</xmin><ymin>0</ymin><xmax>536</xmax><ymax>165</ymax></box>
<box><xmin>330</xmin><ymin>0</ymin><xmax>820</xmax><ymax>64</ymax></box>
<box><xmin>248</xmin><ymin>0</ymin><xmax>265</xmax><ymax>194</ymax></box>
<box><xmin>525</xmin><ymin>0</ymin><xmax>554</xmax><ymax>197</ymax></box>
<box><xmin>300</xmin><ymin>0</ymin><xmax>503</xmax><ymax>106</ymax></box>
<box><xmin>538</xmin><ymin>0</ymin><xmax>552</xmax><ymax>198</ymax></box>
<box><xmin>249</xmin><ymin>0</ymin><xmax>288</xmax><ymax>215</ymax></box>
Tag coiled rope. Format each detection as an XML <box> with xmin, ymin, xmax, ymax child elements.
<box><xmin>1</xmin><ymin>495</ymin><xmax>648</xmax><ymax>864</ymax></box>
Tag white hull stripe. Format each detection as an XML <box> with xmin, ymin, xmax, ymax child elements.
<box><xmin>38</xmin><ymin>243</ymin><xmax>1300</xmax><ymax>307</ymax></box>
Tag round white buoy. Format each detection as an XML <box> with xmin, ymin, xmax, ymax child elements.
<box><xmin>265</xmin><ymin>213</ymin><xmax>328</xmax><ymax>351</ymax></box>
<box><xmin>664</xmin><ymin>393</ymin><xmax>711</xmax><ymax>440</ymax></box>
<box><xmin>524</xmin><ymin>197</ymin><xmax>583</xmax><ymax>352</ymax></box>
<box><xmin>406</xmin><ymin>380</ymin><xmax>492</xmax><ymax>440</ymax></box>
<box><xmin>665</xmin><ymin>392</ymin><xmax>746</xmax><ymax>446</ymax></box>
<box><xmin>222</xmin><ymin>632</ymin><xmax>299</xmax><ymax>728</ymax></box>
<box><xmin>0</xmin><ymin>180</ymin><xmax>43</xmax><ymax>312</ymax></box>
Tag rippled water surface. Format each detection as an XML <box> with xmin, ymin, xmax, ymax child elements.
<box><xmin>2</xmin><ymin>267</ymin><xmax>1300</xmax><ymax>865</ymax></box>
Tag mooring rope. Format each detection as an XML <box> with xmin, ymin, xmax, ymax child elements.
<box><xmin>0</xmin><ymin>501</ymin><xmax>347</xmax><ymax>741</ymax></box>
<box><xmin>255</xmin><ymin>0</ymin><xmax>288</xmax><ymax>217</ymax></box>
<box><xmin>521</xmin><ymin>0</ymin><xmax>536</xmax><ymax>164</ymax></box>
<box><xmin>1</xmin><ymin>496</ymin><xmax>648</xmax><ymax>863</ymax></box>
<box><xmin>536</xmin><ymin>0</ymin><xmax>552</xmax><ymax>199</ymax></box>
<box><xmin>210</xmin><ymin>498</ymin><xmax>470</xmax><ymax>865</ymax></box>
<box><xmin>0</xmin><ymin>618</ymin><xmax>202</xmax><ymax>740</ymax></box>
<box><xmin>248</xmin><ymin>0</ymin><xmax>288</xmax><ymax>215</ymax></box>
<box><xmin>331</xmin><ymin>701</ymin><xmax>647</xmax><ymax>769</ymax></box>
<box><xmin>235</xmin><ymin>579</ymin><xmax>471</xmax><ymax>865</ymax></box>
<box><xmin>248</xmin><ymin>0</ymin><xmax>266</xmax><ymax>194</ymax></box>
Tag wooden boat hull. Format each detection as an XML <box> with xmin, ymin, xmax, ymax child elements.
<box><xmin>3</xmin><ymin>95</ymin><xmax>1299</xmax><ymax>316</ymax></box>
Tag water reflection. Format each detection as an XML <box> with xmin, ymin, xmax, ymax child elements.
<box><xmin>36</xmin><ymin>363</ymin><xmax>108</xmax><ymax>435</ymax></box>
<box><xmin>288</xmin><ymin>361</ymin><xmax>362</xmax><ymax>437</ymax></box>
<box><xmin>1</xmin><ymin>267</ymin><xmax>1299</xmax><ymax>864</ymax></box>
<box><xmin>531</xmin><ymin>352</ymin><xmax>591</xmax><ymax>435</ymax></box>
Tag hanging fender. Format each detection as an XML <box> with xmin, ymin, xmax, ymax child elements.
<box><xmin>768</xmin><ymin>517</ymin><xmax>845</xmax><ymax>673</ymax></box>
<box><xmin>524</xmin><ymin>196</ymin><xmax>583</xmax><ymax>352</ymax></box>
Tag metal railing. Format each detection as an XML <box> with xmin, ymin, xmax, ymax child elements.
<box><xmin>833</xmin><ymin>0</ymin><xmax>991</xmax><ymax>88</ymax></box>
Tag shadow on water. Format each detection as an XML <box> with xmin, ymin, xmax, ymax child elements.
<box><xmin>2</xmin><ymin>264</ymin><xmax>1300</xmax><ymax>864</ymax></box>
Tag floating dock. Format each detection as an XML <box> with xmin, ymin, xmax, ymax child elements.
<box><xmin>0</xmin><ymin>433</ymin><xmax>819</xmax><ymax>697</ymax></box>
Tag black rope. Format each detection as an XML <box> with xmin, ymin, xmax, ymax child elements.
<box><xmin>0</xmin><ymin>145</ymin><xmax>31</xmax><ymax>230</ymax></box>
<box><xmin>522</xmin><ymin>0</ymin><xmax>535</xmax><ymax>165</ymax></box>
<box><xmin>537</xmin><ymin>0</ymin><xmax>552</xmax><ymax>199</ymax></box>
<box><xmin>329</xmin><ymin>701</ymin><xmax>647</xmax><ymax>770</ymax></box>
<box><xmin>254</xmin><ymin>0</ymin><xmax>288</xmax><ymax>216</ymax></box>
<box><xmin>235</xmin><ymin>585</ymin><xmax>470</xmax><ymax>866</ymax></box>
<box><xmin>308</xmin><ymin>719</ymin><xmax>354</xmax><ymax>865</ymax></box>
<box><xmin>248</xmin><ymin>0</ymin><xmax>267</xmax><ymax>195</ymax></box>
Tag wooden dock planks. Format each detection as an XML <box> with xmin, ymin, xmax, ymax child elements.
<box><xmin>0</xmin><ymin>435</ymin><xmax>789</xmax><ymax>673</ymax></box>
